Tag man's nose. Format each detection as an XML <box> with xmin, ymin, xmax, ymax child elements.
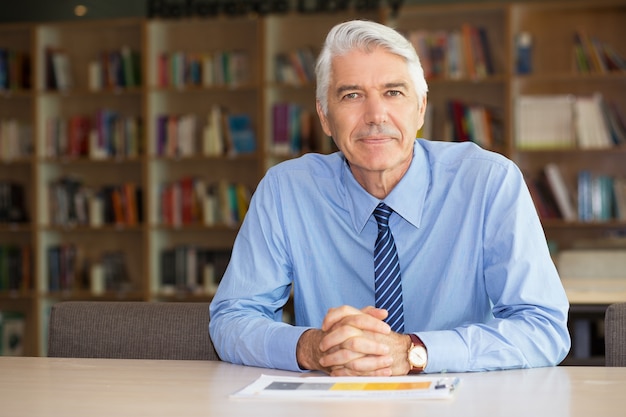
<box><xmin>363</xmin><ymin>96</ymin><xmax>388</xmax><ymax>125</ymax></box>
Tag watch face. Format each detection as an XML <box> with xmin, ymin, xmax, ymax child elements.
<box><xmin>409</xmin><ymin>345</ymin><xmax>427</xmax><ymax>367</ymax></box>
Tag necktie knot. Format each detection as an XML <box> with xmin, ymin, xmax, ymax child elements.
<box><xmin>374</xmin><ymin>203</ymin><xmax>393</xmax><ymax>229</ymax></box>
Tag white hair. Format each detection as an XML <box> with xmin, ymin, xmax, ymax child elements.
<box><xmin>315</xmin><ymin>20</ymin><xmax>428</xmax><ymax>115</ymax></box>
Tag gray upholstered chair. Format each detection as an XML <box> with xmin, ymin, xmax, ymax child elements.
<box><xmin>604</xmin><ymin>302</ymin><xmax>626</xmax><ymax>367</ymax></box>
<box><xmin>47</xmin><ymin>301</ymin><xmax>219</xmax><ymax>360</ymax></box>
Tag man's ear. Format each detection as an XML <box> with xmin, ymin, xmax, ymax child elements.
<box><xmin>316</xmin><ymin>100</ymin><xmax>332</xmax><ymax>137</ymax></box>
<box><xmin>416</xmin><ymin>96</ymin><xmax>427</xmax><ymax>132</ymax></box>
<box><xmin>419</xmin><ymin>96</ymin><xmax>427</xmax><ymax>118</ymax></box>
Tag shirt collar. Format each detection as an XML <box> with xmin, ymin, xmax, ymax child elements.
<box><xmin>342</xmin><ymin>140</ymin><xmax>430</xmax><ymax>233</ymax></box>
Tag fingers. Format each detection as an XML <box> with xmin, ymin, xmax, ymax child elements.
<box><xmin>315</xmin><ymin>305</ymin><xmax>402</xmax><ymax>376</ymax></box>
<box><xmin>329</xmin><ymin>359</ymin><xmax>394</xmax><ymax>377</ymax></box>
<box><xmin>319</xmin><ymin>324</ymin><xmax>391</xmax><ymax>355</ymax></box>
<box><xmin>362</xmin><ymin>305</ymin><xmax>389</xmax><ymax>321</ymax></box>
<box><xmin>321</xmin><ymin>305</ymin><xmax>390</xmax><ymax>334</ymax></box>
<box><xmin>321</xmin><ymin>331</ymin><xmax>410</xmax><ymax>376</ymax></box>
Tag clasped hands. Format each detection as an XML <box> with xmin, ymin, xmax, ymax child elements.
<box><xmin>296</xmin><ymin>305</ymin><xmax>411</xmax><ymax>376</ymax></box>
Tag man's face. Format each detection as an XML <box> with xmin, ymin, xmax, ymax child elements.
<box><xmin>317</xmin><ymin>46</ymin><xmax>426</xmax><ymax>181</ymax></box>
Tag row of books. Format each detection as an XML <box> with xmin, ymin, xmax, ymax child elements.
<box><xmin>0</xmin><ymin>245</ymin><xmax>32</xmax><ymax>293</ymax></box>
<box><xmin>0</xmin><ymin>48</ymin><xmax>31</xmax><ymax>91</ymax></box>
<box><xmin>530</xmin><ymin>163</ymin><xmax>626</xmax><ymax>222</ymax></box>
<box><xmin>577</xmin><ymin>171</ymin><xmax>622</xmax><ymax>222</ymax></box>
<box><xmin>45</xmin><ymin>111</ymin><xmax>143</xmax><ymax>159</ymax></box>
<box><xmin>159</xmin><ymin>246</ymin><xmax>230</xmax><ymax>295</ymax></box>
<box><xmin>446</xmin><ymin>99</ymin><xmax>500</xmax><ymax>148</ymax></box>
<box><xmin>573</xmin><ymin>30</ymin><xmax>626</xmax><ymax>74</ymax></box>
<box><xmin>157</xmin><ymin>49</ymin><xmax>250</xmax><ymax>88</ymax></box>
<box><xmin>47</xmin><ymin>245</ymin><xmax>132</xmax><ymax>293</ymax></box>
<box><xmin>0</xmin><ymin>181</ymin><xmax>28</xmax><ymax>223</ymax></box>
<box><xmin>0</xmin><ymin>310</ymin><xmax>25</xmax><ymax>356</ymax></box>
<box><xmin>47</xmin><ymin>178</ymin><xmax>143</xmax><ymax>227</ymax></box>
<box><xmin>274</xmin><ymin>46</ymin><xmax>316</xmax><ymax>85</ymax></box>
<box><xmin>0</xmin><ymin>119</ymin><xmax>32</xmax><ymax>161</ymax></box>
<box><xmin>271</xmin><ymin>102</ymin><xmax>317</xmax><ymax>155</ymax></box>
<box><xmin>155</xmin><ymin>107</ymin><xmax>256</xmax><ymax>157</ymax></box>
<box><xmin>407</xmin><ymin>23</ymin><xmax>493</xmax><ymax>80</ymax></box>
<box><xmin>88</xmin><ymin>46</ymin><xmax>142</xmax><ymax>90</ymax></box>
<box><xmin>159</xmin><ymin>177</ymin><xmax>250</xmax><ymax>228</ymax></box>
<box><xmin>515</xmin><ymin>93</ymin><xmax>626</xmax><ymax>150</ymax></box>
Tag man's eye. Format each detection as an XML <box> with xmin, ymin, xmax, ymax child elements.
<box><xmin>387</xmin><ymin>90</ymin><xmax>402</xmax><ymax>97</ymax></box>
<box><xmin>343</xmin><ymin>92</ymin><xmax>359</xmax><ymax>100</ymax></box>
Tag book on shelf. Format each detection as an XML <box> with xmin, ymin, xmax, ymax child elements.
<box><xmin>0</xmin><ymin>311</ymin><xmax>25</xmax><ymax>356</ymax></box>
<box><xmin>527</xmin><ymin>172</ymin><xmax>562</xmax><ymax>220</ymax></box>
<box><xmin>159</xmin><ymin>177</ymin><xmax>250</xmax><ymax>228</ymax></box>
<box><xmin>120</xmin><ymin>46</ymin><xmax>141</xmax><ymax>87</ymax></box>
<box><xmin>160</xmin><ymin>179</ymin><xmax>183</xmax><ymax>227</ymax></box>
<box><xmin>0</xmin><ymin>244</ymin><xmax>32</xmax><ymax>292</ymax></box>
<box><xmin>515</xmin><ymin>32</ymin><xmax>533</xmax><ymax>75</ymax></box>
<box><xmin>272</xmin><ymin>102</ymin><xmax>290</xmax><ymax>155</ymax></box>
<box><xmin>577</xmin><ymin>171</ymin><xmax>614</xmax><ymax>222</ymax></box>
<box><xmin>461</xmin><ymin>23</ymin><xmax>492</xmax><ymax>80</ymax></box>
<box><xmin>447</xmin><ymin>99</ymin><xmax>496</xmax><ymax>148</ymax></box>
<box><xmin>100</xmin><ymin>250</ymin><xmax>132</xmax><ymax>292</ymax></box>
<box><xmin>0</xmin><ymin>119</ymin><xmax>33</xmax><ymax>161</ymax></box>
<box><xmin>47</xmin><ymin>178</ymin><xmax>142</xmax><ymax>227</ymax></box>
<box><xmin>271</xmin><ymin>103</ymin><xmax>316</xmax><ymax>155</ymax></box>
<box><xmin>47</xmin><ymin>110</ymin><xmax>143</xmax><ymax>160</ymax></box>
<box><xmin>0</xmin><ymin>48</ymin><xmax>31</xmax><ymax>91</ymax></box>
<box><xmin>157</xmin><ymin>49</ymin><xmax>249</xmax><ymax>88</ymax></box>
<box><xmin>516</xmin><ymin>93</ymin><xmax>626</xmax><ymax>150</ymax></box>
<box><xmin>544</xmin><ymin>163</ymin><xmax>577</xmax><ymax>221</ymax></box>
<box><xmin>88</xmin><ymin>46</ymin><xmax>141</xmax><ymax>91</ymax></box>
<box><xmin>46</xmin><ymin>244</ymin><xmax>81</xmax><ymax>292</ymax></box>
<box><xmin>45</xmin><ymin>47</ymin><xmax>73</xmax><ymax>91</ymax></box>
<box><xmin>91</xmin><ymin>110</ymin><xmax>142</xmax><ymax>159</ymax></box>
<box><xmin>515</xmin><ymin>95</ymin><xmax>576</xmax><ymax>150</ymax></box>
<box><xmin>614</xmin><ymin>177</ymin><xmax>626</xmax><ymax>222</ymax></box>
<box><xmin>602</xmin><ymin>100</ymin><xmax>626</xmax><ymax>147</ymax></box>
<box><xmin>156</xmin><ymin>113</ymin><xmax>199</xmax><ymax>157</ymax></box>
<box><xmin>225</xmin><ymin>113</ymin><xmax>257</xmax><ymax>155</ymax></box>
<box><xmin>574</xmin><ymin>93</ymin><xmax>613</xmax><ymax>149</ymax></box>
<box><xmin>159</xmin><ymin>246</ymin><xmax>230</xmax><ymax>295</ymax></box>
<box><xmin>573</xmin><ymin>30</ymin><xmax>626</xmax><ymax>74</ymax></box>
<box><xmin>406</xmin><ymin>23</ymin><xmax>492</xmax><ymax>80</ymax></box>
<box><xmin>68</xmin><ymin>250</ymin><xmax>132</xmax><ymax>295</ymax></box>
<box><xmin>274</xmin><ymin>47</ymin><xmax>316</xmax><ymax>85</ymax></box>
<box><xmin>201</xmin><ymin>105</ymin><xmax>227</xmax><ymax>157</ymax></box>
<box><xmin>0</xmin><ymin>181</ymin><xmax>28</xmax><ymax>223</ymax></box>
<box><xmin>0</xmin><ymin>49</ymin><xmax>9</xmax><ymax>89</ymax></box>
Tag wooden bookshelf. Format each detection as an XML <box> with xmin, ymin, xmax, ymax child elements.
<box><xmin>510</xmin><ymin>0</ymin><xmax>626</xmax><ymax>249</ymax></box>
<box><xmin>0</xmin><ymin>22</ymin><xmax>36</xmax><ymax>356</ymax></box>
<box><xmin>145</xmin><ymin>16</ymin><xmax>264</xmax><ymax>302</ymax></box>
<box><xmin>0</xmin><ymin>1</ymin><xmax>624</xmax><ymax>359</ymax></box>
<box><xmin>511</xmin><ymin>0</ymin><xmax>626</xmax><ymax>366</ymax></box>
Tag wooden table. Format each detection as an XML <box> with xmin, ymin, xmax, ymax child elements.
<box><xmin>1</xmin><ymin>357</ymin><xmax>625</xmax><ymax>417</ymax></box>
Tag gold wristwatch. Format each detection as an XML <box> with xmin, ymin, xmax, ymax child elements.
<box><xmin>407</xmin><ymin>333</ymin><xmax>427</xmax><ymax>374</ymax></box>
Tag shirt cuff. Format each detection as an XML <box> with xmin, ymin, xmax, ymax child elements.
<box><xmin>267</xmin><ymin>325</ymin><xmax>312</xmax><ymax>372</ymax></box>
<box><xmin>417</xmin><ymin>329</ymin><xmax>469</xmax><ymax>373</ymax></box>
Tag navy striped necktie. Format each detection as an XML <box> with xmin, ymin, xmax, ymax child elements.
<box><xmin>373</xmin><ymin>203</ymin><xmax>405</xmax><ymax>333</ymax></box>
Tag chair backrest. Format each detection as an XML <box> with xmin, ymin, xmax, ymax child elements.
<box><xmin>605</xmin><ymin>302</ymin><xmax>626</xmax><ymax>367</ymax></box>
<box><xmin>47</xmin><ymin>301</ymin><xmax>220</xmax><ymax>360</ymax></box>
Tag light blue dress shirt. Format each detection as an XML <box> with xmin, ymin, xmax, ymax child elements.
<box><xmin>209</xmin><ymin>139</ymin><xmax>571</xmax><ymax>373</ymax></box>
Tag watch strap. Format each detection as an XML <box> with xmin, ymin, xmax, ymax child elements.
<box><xmin>408</xmin><ymin>333</ymin><xmax>427</xmax><ymax>374</ymax></box>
